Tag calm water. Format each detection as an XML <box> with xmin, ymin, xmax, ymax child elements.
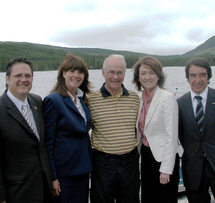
<box><xmin>1</xmin><ymin>66</ymin><xmax>215</xmax><ymax>99</ymax></box>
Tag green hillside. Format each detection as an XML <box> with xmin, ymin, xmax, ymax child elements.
<box><xmin>184</xmin><ymin>35</ymin><xmax>215</xmax><ymax>56</ymax></box>
<box><xmin>0</xmin><ymin>42</ymin><xmax>67</xmax><ymax>71</ymax></box>
<box><xmin>0</xmin><ymin>36</ymin><xmax>215</xmax><ymax>72</ymax></box>
<box><xmin>0</xmin><ymin>42</ymin><xmax>146</xmax><ymax>71</ymax></box>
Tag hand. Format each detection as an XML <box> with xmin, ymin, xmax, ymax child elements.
<box><xmin>160</xmin><ymin>172</ymin><xmax>170</xmax><ymax>185</ymax></box>
<box><xmin>0</xmin><ymin>201</ymin><xmax>6</xmax><ymax>203</ymax></box>
<box><xmin>53</xmin><ymin>179</ymin><xmax>61</xmax><ymax>196</ymax></box>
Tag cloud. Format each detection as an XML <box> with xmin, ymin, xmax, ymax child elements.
<box><xmin>63</xmin><ymin>0</ymin><xmax>99</xmax><ymax>13</ymax></box>
<box><xmin>50</xmin><ymin>11</ymin><xmax>188</xmax><ymax>55</ymax></box>
<box><xmin>186</xmin><ymin>29</ymin><xmax>206</xmax><ymax>42</ymax></box>
<box><xmin>1</xmin><ymin>0</ymin><xmax>215</xmax><ymax>55</ymax></box>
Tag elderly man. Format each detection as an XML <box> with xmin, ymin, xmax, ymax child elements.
<box><xmin>177</xmin><ymin>57</ymin><xmax>215</xmax><ymax>203</ymax></box>
<box><xmin>89</xmin><ymin>54</ymin><xmax>140</xmax><ymax>203</ymax></box>
<box><xmin>0</xmin><ymin>57</ymin><xmax>54</xmax><ymax>203</ymax></box>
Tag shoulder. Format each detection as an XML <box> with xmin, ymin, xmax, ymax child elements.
<box><xmin>45</xmin><ymin>91</ymin><xmax>61</xmax><ymax>99</ymax></box>
<box><xmin>126</xmin><ymin>90</ymin><xmax>140</xmax><ymax>103</ymax></box>
<box><xmin>28</xmin><ymin>93</ymin><xmax>42</xmax><ymax>104</ymax></box>
<box><xmin>0</xmin><ymin>91</ymin><xmax>7</xmax><ymax>101</ymax></box>
<box><xmin>208</xmin><ymin>87</ymin><xmax>215</xmax><ymax>94</ymax></box>
<box><xmin>160</xmin><ymin>88</ymin><xmax>174</xmax><ymax>97</ymax></box>
<box><xmin>127</xmin><ymin>90</ymin><xmax>139</xmax><ymax>98</ymax></box>
<box><xmin>157</xmin><ymin>89</ymin><xmax>178</xmax><ymax>109</ymax></box>
<box><xmin>88</xmin><ymin>89</ymin><xmax>102</xmax><ymax>100</ymax></box>
<box><xmin>177</xmin><ymin>92</ymin><xmax>190</xmax><ymax>104</ymax></box>
<box><xmin>43</xmin><ymin>91</ymin><xmax>62</xmax><ymax>102</ymax></box>
<box><xmin>43</xmin><ymin>92</ymin><xmax>64</xmax><ymax>108</ymax></box>
<box><xmin>125</xmin><ymin>90</ymin><xmax>140</xmax><ymax>107</ymax></box>
<box><xmin>155</xmin><ymin>87</ymin><xmax>175</xmax><ymax>101</ymax></box>
<box><xmin>0</xmin><ymin>92</ymin><xmax>8</xmax><ymax>108</ymax></box>
<box><xmin>28</xmin><ymin>92</ymin><xmax>41</xmax><ymax>99</ymax></box>
<box><xmin>163</xmin><ymin>90</ymin><xmax>177</xmax><ymax>104</ymax></box>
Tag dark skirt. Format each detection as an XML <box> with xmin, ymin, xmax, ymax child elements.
<box><xmin>56</xmin><ymin>173</ymin><xmax>90</xmax><ymax>203</ymax></box>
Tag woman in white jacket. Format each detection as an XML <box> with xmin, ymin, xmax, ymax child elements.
<box><xmin>132</xmin><ymin>56</ymin><xmax>180</xmax><ymax>203</ymax></box>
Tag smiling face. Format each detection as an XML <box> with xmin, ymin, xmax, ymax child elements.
<box><xmin>63</xmin><ymin>69</ymin><xmax>85</xmax><ymax>95</ymax></box>
<box><xmin>188</xmin><ymin>65</ymin><xmax>209</xmax><ymax>94</ymax></box>
<box><xmin>6</xmin><ymin>63</ymin><xmax>33</xmax><ymax>101</ymax></box>
<box><xmin>138</xmin><ymin>64</ymin><xmax>159</xmax><ymax>94</ymax></box>
<box><xmin>102</xmin><ymin>56</ymin><xmax>125</xmax><ymax>94</ymax></box>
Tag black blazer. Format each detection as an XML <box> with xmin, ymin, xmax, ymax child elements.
<box><xmin>177</xmin><ymin>87</ymin><xmax>215</xmax><ymax>190</ymax></box>
<box><xmin>0</xmin><ymin>92</ymin><xmax>54</xmax><ymax>203</ymax></box>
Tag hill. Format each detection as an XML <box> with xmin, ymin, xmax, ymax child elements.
<box><xmin>0</xmin><ymin>42</ymin><xmax>67</xmax><ymax>71</ymax></box>
<box><xmin>184</xmin><ymin>35</ymin><xmax>215</xmax><ymax>56</ymax></box>
<box><xmin>0</xmin><ymin>41</ymin><xmax>148</xmax><ymax>71</ymax></box>
<box><xmin>0</xmin><ymin>36</ymin><xmax>215</xmax><ymax>71</ymax></box>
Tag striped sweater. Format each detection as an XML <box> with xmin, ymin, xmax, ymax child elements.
<box><xmin>89</xmin><ymin>83</ymin><xmax>139</xmax><ymax>155</ymax></box>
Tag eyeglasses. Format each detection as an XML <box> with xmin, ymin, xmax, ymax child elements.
<box><xmin>104</xmin><ymin>70</ymin><xmax>125</xmax><ymax>77</ymax></box>
<box><xmin>11</xmin><ymin>74</ymin><xmax>33</xmax><ymax>79</ymax></box>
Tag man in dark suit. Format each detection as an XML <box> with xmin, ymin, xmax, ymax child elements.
<box><xmin>177</xmin><ymin>57</ymin><xmax>215</xmax><ymax>203</ymax></box>
<box><xmin>0</xmin><ymin>57</ymin><xmax>55</xmax><ymax>203</ymax></box>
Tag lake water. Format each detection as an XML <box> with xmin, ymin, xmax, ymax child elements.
<box><xmin>1</xmin><ymin>66</ymin><xmax>215</xmax><ymax>99</ymax></box>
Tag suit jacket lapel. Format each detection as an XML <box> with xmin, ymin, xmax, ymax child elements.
<box><xmin>145</xmin><ymin>87</ymin><xmax>160</xmax><ymax>128</ymax></box>
<box><xmin>136</xmin><ymin>93</ymin><xmax>144</xmax><ymax>129</ymax></box>
<box><xmin>201</xmin><ymin>87</ymin><xmax>215</xmax><ymax>135</ymax></box>
<box><xmin>3</xmin><ymin>93</ymin><xmax>34</xmax><ymax>135</ymax></box>
<box><xmin>63</xmin><ymin>96</ymin><xmax>81</xmax><ymax>114</ymax></box>
<box><xmin>62</xmin><ymin>95</ymin><xmax>90</xmax><ymax>125</ymax></box>
<box><xmin>28</xmin><ymin>96</ymin><xmax>41</xmax><ymax>136</ymax></box>
<box><xmin>182</xmin><ymin>92</ymin><xmax>200</xmax><ymax>136</ymax></box>
<box><xmin>79</xmin><ymin>97</ymin><xmax>90</xmax><ymax>127</ymax></box>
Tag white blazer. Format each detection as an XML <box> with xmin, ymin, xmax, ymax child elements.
<box><xmin>137</xmin><ymin>86</ymin><xmax>179</xmax><ymax>174</ymax></box>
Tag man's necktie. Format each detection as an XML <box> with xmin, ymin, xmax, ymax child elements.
<box><xmin>195</xmin><ymin>95</ymin><xmax>204</xmax><ymax>132</ymax></box>
<box><xmin>21</xmin><ymin>101</ymin><xmax>37</xmax><ymax>135</ymax></box>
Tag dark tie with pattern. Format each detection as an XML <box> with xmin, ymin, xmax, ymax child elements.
<box><xmin>195</xmin><ymin>95</ymin><xmax>204</xmax><ymax>132</ymax></box>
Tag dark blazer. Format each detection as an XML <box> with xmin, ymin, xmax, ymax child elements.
<box><xmin>177</xmin><ymin>87</ymin><xmax>215</xmax><ymax>190</ymax></box>
<box><xmin>0</xmin><ymin>92</ymin><xmax>54</xmax><ymax>203</ymax></box>
<box><xmin>43</xmin><ymin>91</ymin><xmax>92</xmax><ymax>181</ymax></box>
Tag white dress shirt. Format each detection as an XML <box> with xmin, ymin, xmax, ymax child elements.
<box><xmin>190</xmin><ymin>86</ymin><xmax>208</xmax><ymax>116</ymax></box>
<box><xmin>67</xmin><ymin>88</ymin><xmax>87</xmax><ymax>125</ymax></box>
<box><xmin>6</xmin><ymin>90</ymin><xmax>40</xmax><ymax>141</ymax></box>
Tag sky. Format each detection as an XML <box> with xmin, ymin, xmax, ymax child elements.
<box><xmin>1</xmin><ymin>0</ymin><xmax>215</xmax><ymax>55</ymax></box>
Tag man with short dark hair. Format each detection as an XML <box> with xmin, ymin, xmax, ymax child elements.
<box><xmin>177</xmin><ymin>57</ymin><xmax>215</xmax><ymax>203</ymax></box>
<box><xmin>0</xmin><ymin>57</ymin><xmax>55</xmax><ymax>203</ymax></box>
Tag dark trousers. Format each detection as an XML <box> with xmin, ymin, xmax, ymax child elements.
<box><xmin>42</xmin><ymin>171</ymin><xmax>55</xmax><ymax>203</ymax></box>
<box><xmin>56</xmin><ymin>173</ymin><xmax>89</xmax><ymax>203</ymax></box>
<box><xmin>90</xmin><ymin>148</ymin><xmax>140</xmax><ymax>203</ymax></box>
<box><xmin>186</xmin><ymin>159</ymin><xmax>215</xmax><ymax>203</ymax></box>
<box><xmin>141</xmin><ymin>145</ymin><xmax>179</xmax><ymax>203</ymax></box>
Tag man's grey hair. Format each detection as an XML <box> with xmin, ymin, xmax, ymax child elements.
<box><xmin>102</xmin><ymin>54</ymin><xmax>126</xmax><ymax>71</ymax></box>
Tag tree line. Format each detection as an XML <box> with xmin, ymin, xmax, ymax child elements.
<box><xmin>1</xmin><ymin>42</ymin><xmax>215</xmax><ymax>72</ymax></box>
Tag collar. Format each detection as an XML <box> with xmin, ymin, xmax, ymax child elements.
<box><xmin>100</xmin><ymin>83</ymin><xmax>129</xmax><ymax>98</ymax></box>
<box><xmin>6</xmin><ymin>90</ymin><xmax>29</xmax><ymax>111</ymax></box>
<box><xmin>142</xmin><ymin>86</ymin><xmax>157</xmax><ymax>103</ymax></box>
<box><xmin>67</xmin><ymin>88</ymin><xmax>84</xmax><ymax>99</ymax></box>
<box><xmin>190</xmin><ymin>86</ymin><xmax>208</xmax><ymax>101</ymax></box>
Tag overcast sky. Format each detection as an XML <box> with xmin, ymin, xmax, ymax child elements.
<box><xmin>1</xmin><ymin>0</ymin><xmax>215</xmax><ymax>55</ymax></box>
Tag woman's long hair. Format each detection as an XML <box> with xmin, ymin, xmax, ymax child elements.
<box><xmin>51</xmin><ymin>54</ymin><xmax>93</xmax><ymax>103</ymax></box>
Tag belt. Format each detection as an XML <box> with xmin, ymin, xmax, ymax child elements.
<box><xmin>93</xmin><ymin>148</ymin><xmax>137</xmax><ymax>158</ymax></box>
